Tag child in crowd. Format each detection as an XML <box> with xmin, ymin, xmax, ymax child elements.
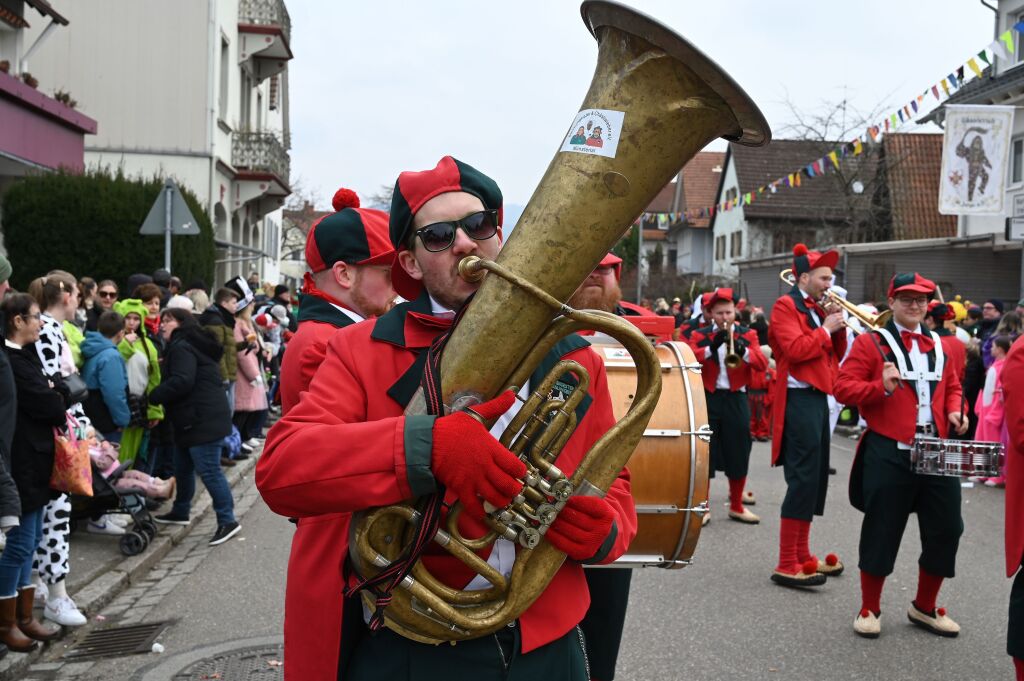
<box><xmin>976</xmin><ymin>335</ymin><xmax>1013</xmax><ymax>487</ymax></box>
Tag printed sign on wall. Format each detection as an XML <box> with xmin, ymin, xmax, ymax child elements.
<box><xmin>939</xmin><ymin>105</ymin><xmax>1015</xmax><ymax>215</ymax></box>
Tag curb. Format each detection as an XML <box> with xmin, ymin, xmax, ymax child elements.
<box><xmin>0</xmin><ymin>453</ymin><xmax>260</xmax><ymax>680</ymax></box>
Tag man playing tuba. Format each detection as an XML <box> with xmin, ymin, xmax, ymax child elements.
<box><xmin>256</xmin><ymin>156</ymin><xmax>636</xmax><ymax>681</ymax></box>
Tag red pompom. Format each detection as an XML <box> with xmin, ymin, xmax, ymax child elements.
<box><xmin>332</xmin><ymin>187</ymin><xmax>360</xmax><ymax>212</ymax></box>
<box><xmin>859</xmin><ymin>608</ymin><xmax>870</xmax><ymax>618</ymax></box>
<box><xmin>825</xmin><ymin>553</ymin><xmax>839</xmax><ymax>566</ymax></box>
<box><xmin>801</xmin><ymin>558</ymin><xmax>819</xmax><ymax>575</ymax></box>
<box><xmin>793</xmin><ymin>243</ymin><xmax>809</xmax><ymax>257</ymax></box>
<box><xmin>937</xmin><ymin>607</ymin><xmax>946</xmax><ymax>617</ymax></box>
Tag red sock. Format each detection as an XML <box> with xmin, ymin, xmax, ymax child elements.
<box><xmin>728</xmin><ymin>477</ymin><xmax>746</xmax><ymax>513</ymax></box>
<box><xmin>1014</xmin><ymin>657</ymin><xmax>1024</xmax><ymax>681</ymax></box>
<box><xmin>914</xmin><ymin>567</ymin><xmax>944</xmax><ymax>613</ymax></box>
<box><xmin>860</xmin><ymin>570</ymin><xmax>885</xmax><ymax>615</ymax></box>
<box><xmin>796</xmin><ymin>519</ymin><xmax>816</xmax><ymax>564</ymax></box>
<box><xmin>776</xmin><ymin>517</ymin><xmax>801</xmax><ymax>573</ymax></box>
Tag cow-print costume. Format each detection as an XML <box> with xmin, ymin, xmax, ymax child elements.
<box><xmin>33</xmin><ymin>313</ymin><xmax>90</xmax><ymax>586</ymax></box>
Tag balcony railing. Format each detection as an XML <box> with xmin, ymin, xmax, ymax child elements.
<box><xmin>239</xmin><ymin>0</ymin><xmax>291</xmax><ymax>45</ymax></box>
<box><xmin>232</xmin><ymin>131</ymin><xmax>290</xmax><ymax>185</ymax></box>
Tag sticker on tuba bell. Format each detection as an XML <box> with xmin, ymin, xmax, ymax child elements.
<box><xmin>560</xmin><ymin>109</ymin><xmax>625</xmax><ymax>159</ymax></box>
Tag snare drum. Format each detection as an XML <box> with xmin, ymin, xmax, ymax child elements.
<box><xmin>910</xmin><ymin>437</ymin><xmax>1003</xmax><ymax>477</ymax></box>
<box><xmin>590</xmin><ymin>341</ymin><xmax>710</xmax><ymax>568</ymax></box>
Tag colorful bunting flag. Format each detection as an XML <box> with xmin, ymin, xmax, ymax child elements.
<box><xmin>932</xmin><ymin>84</ymin><xmax>940</xmax><ymax>100</ymax></box>
<box><xmin>977</xmin><ymin>50</ymin><xmax>991</xmax><ymax>66</ymax></box>
<box><xmin>854</xmin><ymin>138</ymin><xmax>863</xmax><ymax>155</ymax></box>
<box><xmin>828</xmin><ymin>151</ymin><xmax>839</xmax><ymax>169</ymax></box>
<box><xmin>940</xmin><ymin>78</ymin><xmax>950</xmax><ymax>96</ymax></box>
<box><xmin>1001</xmin><ymin>28</ymin><xmax>1015</xmax><ymax>53</ymax></box>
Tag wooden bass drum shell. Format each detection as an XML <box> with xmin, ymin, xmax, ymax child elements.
<box><xmin>591</xmin><ymin>340</ymin><xmax>709</xmax><ymax>568</ymax></box>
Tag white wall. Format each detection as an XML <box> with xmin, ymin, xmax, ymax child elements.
<box><xmin>711</xmin><ymin>159</ymin><xmax>745</xmax><ymax>278</ymax></box>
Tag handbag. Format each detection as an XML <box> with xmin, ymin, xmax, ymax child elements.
<box><xmin>51</xmin><ymin>414</ymin><xmax>93</xmax><ymax>496</ymax></box>
<box><xmin>62</xmin><ymin>372</ymin><xmax>89</xmax><ymax>405</ymax></box>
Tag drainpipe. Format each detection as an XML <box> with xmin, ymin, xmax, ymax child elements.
<box><xmin>19</xmin><ymin>18</ymin><xmax>60</xmax><ymax>74</ymax></box>
<box><xmin>207</xmin><ymin>0</ymin><xmax>218</xmax><ymax>280</ymax></box>
<box><xmin>979</xmin><ymin>0</ymin><xmax>998</xmax><ymax>40</ymax></box>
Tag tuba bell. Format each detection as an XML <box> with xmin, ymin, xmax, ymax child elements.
<box><xmin>348</xmin><ymin>0</ymin><xmax>771</xmax><ymax>644</ymax></box>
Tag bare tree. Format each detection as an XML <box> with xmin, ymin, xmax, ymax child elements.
<box><xmin>366</xmin><ymin>185</ymin><xmax>393</xmax><ymax>211</ymax></box>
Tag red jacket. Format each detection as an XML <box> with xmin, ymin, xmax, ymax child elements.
<box><xmin>1002</xmin><ymin>336</ymin><xmax>1024</xmax><ymax>577</ymax></box>
<box><xmin>279</xmin><ymin>295</ymin><xmax>360</xmax><ymax>414</ymax></box>
<box><xmin>767</xmin><ymin>289</ymin><xmax>847</xmax><ymax>464</ymax></box>
<box><xmin>256</xmin><ymin>293</ymin><xmax>636</xmax><ymax>681</ymax></box>
<box><xmin>835</xmin><ymin>325</ymin><xmax>962</xmax><ymax>512</ymax></box>
<box><xmin>936</xmin><ymin>330</ymin><xmax>966</xmax><ymax>383</ymax></box>
<box><xmin>687</xmin><ymin>324</ymin><xmax>768</xmax><ymax>392</ymax></box>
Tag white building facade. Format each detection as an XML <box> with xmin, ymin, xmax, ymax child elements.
<box><xmin>22</xmin><ymin>0</ymin><xmax>292</xmax><ymax>286</ymax></box>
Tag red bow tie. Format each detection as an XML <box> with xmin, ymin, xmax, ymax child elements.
<box><xmin>900</xmin><ymin>330</ymin><xmax>935</xmax><ymax>353</ymax></box>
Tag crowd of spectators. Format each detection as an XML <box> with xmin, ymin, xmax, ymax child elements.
<box><xmin>0</xmin><ymin>253</ymin><xmax>290</xmax><ymax>655</ymax></box>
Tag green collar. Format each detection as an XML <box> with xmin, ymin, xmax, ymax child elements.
<box><xmin>296</xmin><ymin>294</ymin><xmax>359</xmax><ymax>328</ymax></box>
<box><xmin>371</xmin><ymin>289</ymin><xmax>435</xmax><ymax>348</ymax></box>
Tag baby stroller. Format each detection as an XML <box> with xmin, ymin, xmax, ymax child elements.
<box><xmin>69</xmin><ymin>459</ymin><xmax>159</xmax><ymax>557</ymax></box>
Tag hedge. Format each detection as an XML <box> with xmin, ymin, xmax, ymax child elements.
<box><xmin>2</xmin><ymin>169</ymin><xmax>215</xmax><ymax>292</ymax></box>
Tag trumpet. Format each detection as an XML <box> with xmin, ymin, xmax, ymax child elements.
<box><xmin>778</xmin><ymin>268</ymin><xmax>891</xmax><ymax>333</ymax></box>
<box><xmin>724</xmin><ymin>325</ymin><xmax>742</xmax><ymax>368</ymax></box>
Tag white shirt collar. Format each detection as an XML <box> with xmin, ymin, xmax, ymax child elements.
<box><xmin>428</xmin><ymin>295</ymin><xmax>456</xmax><ymax>319</ymax></box>
<box><xmin>329</xmin><ymin>303</ymin><xmax>364</xmax><ymax>325</ymax></box>
<box><xmin>4</xmin><ymin>339</ymin><xmax>21</xmax><ymax>350</ymax></box>
<box><xmin>894</xmin><ymin>321</ymin><xmax>923</xmax><ymax>335</ymax></box>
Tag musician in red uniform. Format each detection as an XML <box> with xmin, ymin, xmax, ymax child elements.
<box><xmin>675</xmin><ymin>291</ymin><xmax>711</xmax><ymax>341</ymax></box>
<box><xmin>767</xmin><ymin>243</ymin><xmax>847</xmax><ymax>588</ymax></box>
<box><xmin>279</xmin><ymin>189</ymin><xmax>395</xmax><ymax>414</ymax></box>
<box><xmin>257</xmin><ymin>156</ymin><xmax>636</xmax><ymax>681</ymax></box>
<box><xmin>834</xmin><ymin>272</ymin><xmax>967</xmax><ymax>639</ymax></box>
<box><xmin>688</xmin><ymin>288</ymin><xmax>767</xmax><ymax>524</ymax></box>
<box><xmin>925</xmin><ymin>301</ymin><xmax>966</xmax><ymax>383</ymax></box>
<box><xmin>1001</xmin><ymin>335</ymin><xmax>1024</xmax><ymax>679</ymax></box>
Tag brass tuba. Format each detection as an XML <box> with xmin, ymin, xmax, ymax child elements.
<box><xmin>779</xmin><ymin>268</ymin><xmax>892</xmax><ymax>332</ymax></box>
<box><xmin>349</xmin><ymin>0</ymin><xmax>770</xmax><ymax>644</ymax></box>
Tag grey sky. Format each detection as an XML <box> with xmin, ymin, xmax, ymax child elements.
<box><xmin>287</xmin><ymin>1</ymin><xmax>995</xmax><ymax>209</ymax></box>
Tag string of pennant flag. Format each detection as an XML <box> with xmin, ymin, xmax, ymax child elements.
<box><xmin>632</xmin><ymin>21</ymin><xmax>1024</xmax><ymax>228</ymax></box>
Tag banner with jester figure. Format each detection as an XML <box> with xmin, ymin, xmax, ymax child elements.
<box><xmin>939</xmin><ymin>105</ymin><xmax>1015</xmax><ymax>215</ymax></box>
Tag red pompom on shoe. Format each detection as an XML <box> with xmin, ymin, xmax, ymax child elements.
<box><xmin>801</xmin><ymin>559</ymin><xmax>819</xmax><ymax>575</ymax></box>
<box><xmin>546</xmin><ymin>496</ymin><xmax>616</xmax><ymax>561</ymax></box>
<box><xmin>937</xmin><ymin>607</ymin><xmax>946</xmax><ymax>617</ymax></box>
<box><xmin>859</xmin><ymin>608</ymin><xmax>871</xmax><ymax>618</ymax></box>
<box><xmin>332</xmin><ymin>187</ymin><xmax>360</xmax><ymax>212</ymax></box>
<box><xmin>793</xmin><ymin>243</ymin><xmax>809</xmax><ymax>256</ymax></box>
<box><xmin>431</xmin><ymin>391</ymin><xmax>526</xmax><ymax>521</ymax></box>
<box><xmin>825</xmin><ymin>553</ymin><xmax>839</xmax><ymax>567</ymax></box>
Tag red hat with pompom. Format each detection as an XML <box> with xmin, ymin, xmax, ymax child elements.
<box><xmin>305</xmin><ymin>187</ymin><xmax>394</xmax><ymax>272</ymax></box>
<box><xmin>705</xmin><ymin>287</ymin><xmax>740</xmax><ymax>309</ymax></box>
<box><xmin>792</xmin><ymin>243</ymin><xmax>839</xmax><ymax>277</ymax></box>
<box><xmin>926</xmin><ymin>300</ymin><xmax>955</xmax><ymax>321</ymax></box>
<box><xmin>599</xmin><ymin>252</ymin><xmax>623</xmax><ymax>281</ymax></box>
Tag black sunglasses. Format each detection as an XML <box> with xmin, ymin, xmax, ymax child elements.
<box><xmin>413</xmin><ymin>210</ymin><xmax>499</xmax><ymax>253</ymax></box>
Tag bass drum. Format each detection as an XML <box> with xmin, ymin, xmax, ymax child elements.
<box><xmin>591</xmin><ymin>340</ymin><xmax>709</xmax><ymax>568</ymax></box>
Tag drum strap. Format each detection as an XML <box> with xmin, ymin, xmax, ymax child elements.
<box><xmin>875</xmin><ymin>327</ymin><xmax>944</xmax><ymax>384</ymax></box>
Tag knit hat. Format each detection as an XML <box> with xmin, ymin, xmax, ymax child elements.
<box><xmin>166</xmin><ymin>294</ymin><xmax>194</xmax><ymax>311</ymax></box>
<box><xmin>269</xmin><ymin>304</ymin><xmax>288</xmax><ymax>324</ymax></box>
<box><xmin>0</xmin><ymin>253</ymin><xmax>11</xmax><ymax>283</ymax></box>
<box><xmin>926</xmin><ymin>300</ymin><xmax>955</xmax><ymax>321</ymax></box>
<box><xmin>887</xmin><ymin>272</ymin><xmax>935</xmax><ymax>298</ymax></box>
<box><xmin>389</xmin><ymin>156</ymin><xmax>503</xmax><ymax>301</ymax></box>
<box><xmin>599</xmin><ymin>252</ymin><xmax>623</xmax><ymax>281</ymax></box>
<box><xmin>705</xmin><ymin>287</ymin><xmax>740</xmax><ymax>309</ymax></box>
<box><xmin>792</xmin><ymin>243</ymin><xmax>839</xmax><ymax>276</ymax></box>
<box><xmin>985</xmin><ymin>298</ymin><xmax>1005</xmax><ymax>314</ymax></box>
<box><xmin>113</xmin><ymin>298</ymin><xmax>150</xmax><ymax>321</ymax></box>
<box><xmin>305</xmin><ymin>188</ymin><xmax>393</xmax><ymax>273</ymax></box>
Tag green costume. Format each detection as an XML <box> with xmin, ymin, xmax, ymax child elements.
<box><xmin>114</xmin><ymin>299</ymin><xmax>164</xmax><ymax>463</ymax></box>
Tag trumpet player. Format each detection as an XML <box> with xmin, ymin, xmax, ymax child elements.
<box><xmin>278</xmin><ymin>188</ymin><xmax>396</xmax><ymax>413</ymax></box>
<box><xmin>257</xmin><ymin>157</ymin><xmax>636</xmax><ymax>681</ymax></box>
<box><xmin>688</xmin><ymin>288</ymin><xmax>767</xmax><ymax>524</ymax></box>
<box><xmin>768</xmin><ymin>244</ymin><xmax>847</xmax><ymax>588</ymax></box>
<box><xmin>834</xmin><ymin>272</ymin><xmax>967</xmax><ymax>640</ymax></box>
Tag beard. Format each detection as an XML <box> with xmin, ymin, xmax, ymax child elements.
<box><xmin>568</xmin><ymin>280</ymin><xmax>622</xmax><ymax>313</ymax></box>
<box><xmin>349</xmin><ymin>271</ymin><xmax>393</xmax><ymax>319</ymax></box>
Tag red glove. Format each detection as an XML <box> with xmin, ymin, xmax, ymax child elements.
<box><xmin>546</xmin><ymin>495</ymin><xmax>615</xmax><ymax>561</ymax></box>
<box><xmin>431</xmin><ymin>391</ymin><xmax>527</xmax><ymax>521</ymax></box>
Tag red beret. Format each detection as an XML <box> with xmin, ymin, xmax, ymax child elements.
<box><xmin>888</xmin><ymin>272</ymin><xmax>935</xmax><ymax>298</ymax></box>
<box><xmin>599</xmin><ymin>252</ymin><xmax>622</xmax><ymax>281</ymax></box>
<box><xmin>706</xmin><ymin>287</ymin><xmax>740</xmax><ymax>309</ymax></box>
<box><xmin>792</xmin><ymin>243</ymin><xmax>839</xmax><ymax>276</ymax></box>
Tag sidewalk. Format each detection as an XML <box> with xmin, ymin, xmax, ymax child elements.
<box><xmin>0</xmin><ymin>452</ymin><xmax>260</xmax><ymax>681</ymax></box>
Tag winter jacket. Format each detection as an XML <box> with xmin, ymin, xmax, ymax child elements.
<box><xmin>233</xmin><ymin>318</ymin><xmax>267</xmax><ymax>413</ymax></box>
<box><xmin>62</xmin><ymin>320</ymin><xmax>84</xmax><ymax>369</ymax></box>
<box><xmin>116</xmin><ymin>331</ymin><xmax>165</xmax><ymax>422</ymax></box>
<box><xmin>149</xmin><ymin>325</ymin><xmax>232</xmax><ymax>448</ymax></box>
<box><xmin>199</xmin><ymin>305</ymin><xmax>238</xmax><ymax>382</ymax></box>
<box><xmin>5</xmin><ymin>341</ymin><xmax>68</xmax><ymax>513</ymax></box>
<box><xmin>0</xmin><ymin>336</ymin><xmax>22</xmax><ymax>522</ymax></box>
<box><xmin>81</xmin><ymin>332</ymin><xmax>131</xmax><ymax>430</ymax></box>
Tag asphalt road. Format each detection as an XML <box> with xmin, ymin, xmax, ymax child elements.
<box><xmin>35</xmin><ymin>435</ymin><xmax>1014</xmax><ymax>681</ymax></box>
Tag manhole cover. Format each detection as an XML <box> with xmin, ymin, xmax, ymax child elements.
<box><xmin>170</xmin><ymin>644</ymin><xmax>284</xmax><ymax>680</ymax></box>
<box><xmin>64</xmin><ymin>621</ymin><xmax>170</xmax><ymax>660</ymax></box>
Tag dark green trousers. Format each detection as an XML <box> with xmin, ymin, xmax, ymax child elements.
<box><xmin>706</xmin><ymin>390</ymin><xmax>752</xmax><ymax>480</ymax></box>
<box><xmin>857</xmin><ymin>431</ymin><xmax>963</xmax><ymax>578</ymax></box>
<box><xmin>580</xmin><ymin>568</ymin><xmax>632</xmax><ymax>681</ymax></box>
<box><xmin>780</xmin><ymin>388</ymin><xmax>831</xmax><ymax>520</ymax></box>
<box><xmin>345</xmin><ymin>620</ymin><xmax>589</xmax><ymax>681</ymax></box>
<box><xmin>1009</xmin><ymin>564</ymin><xmax>1024</xmax><ymax>659</ymax></box>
